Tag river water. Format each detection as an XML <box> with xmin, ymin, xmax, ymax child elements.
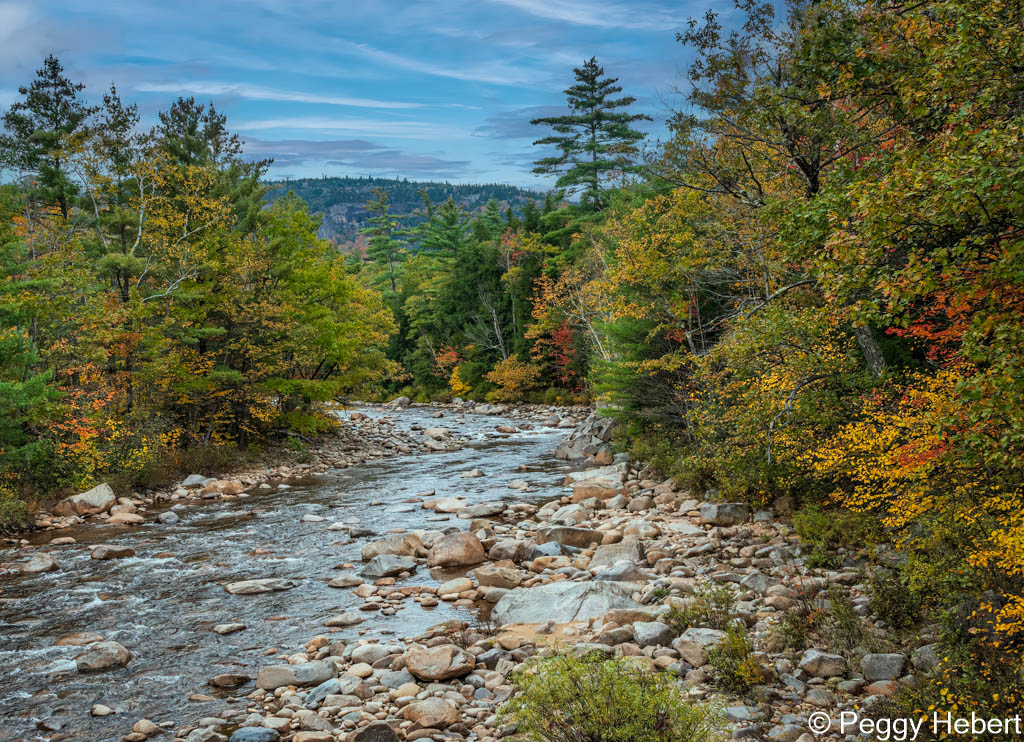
<box><xmin>0</xmin><ymin>407</ymin><xmax>572</xmax><ymax>742</ymax></box>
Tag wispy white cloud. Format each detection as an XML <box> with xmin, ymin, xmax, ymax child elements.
<box><xmin>333</xmin><ymin>37</ymin><xmax>539</xmax><ymax>86</ymax></box>
<box><xmin>232</xmin><ymin>116</ymin><xmax>462</xmax><ymax>139</ymax></box>
<box><xmin>134</xmin><ymin>80</ymin><xmax>423</xmax><ymax>109</ymax></box>
<box><xmin>486</xmin><ymin>0</ymin><xmax>685</xmax><ymax>30</ymax></box>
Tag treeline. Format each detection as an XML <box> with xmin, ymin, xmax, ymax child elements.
<box><xmin>0</xmin><ymin>57</ymin><xmax>393</xmax><ymax>525</ymax></box>
<box><xmin>354</xmin><ymin>0</ymin><xmax>1024</xmax><ymax>718</ymax></box>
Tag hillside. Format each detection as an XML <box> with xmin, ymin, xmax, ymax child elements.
<box><xmin>263</xmin><ymin>176</ymin><xmax>543</xmax><ymax>247</ymax></box>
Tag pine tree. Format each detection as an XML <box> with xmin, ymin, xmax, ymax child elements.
<box><xmin>0</xmin><ymin>55</ymin><xmax>97</xmax><ymax>219</ymax></box>
<box><xmin>531</xmin><ymin>57</ymin><xmax>650</xmax><ymax>209</ymax></box>
<box><xmin>362</xmin><ymin>188</ymin><xmax>406</xmax><ymax>293</ymax></box>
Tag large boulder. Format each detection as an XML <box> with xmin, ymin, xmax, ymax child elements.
<box><xmin>537</xmin><ymin>526</ymin><xmax>602</xmax><ymax>549</ymax></box>
<box><xmin>256</xmin><ymin>660</ymin><xmax>335</xmax><ymax>690</ymax></box>
<box><xmin>360</xmin><ymin>555</ymin><xmax>417</xmax><ymax>578</ymax></box>
<box><xmin>361</xmin><ymin>533</ymin><xmax>423</xmax><ymax>561</ymax></box>
<box><xmin>798</xmin><ymin>648</ymin><xmax>848</xmax><ymax>678</ymax></box>
<box><xmin>589</xmin><ymin>537</ymin><xmax>643</xmax><ymax>570</ymax></box>
<box><xmin>404</xmin><ymin>645</ymin><xmax>475</xmax><ymax>681</ymax></box>
<box><xmin>53</xmin><ymin>483</ymin><xmax>116</xmax><ymax>517</ymax></box>
<box><xmin>20</xmin><ymin>553</ymin><xmax>59</xmax><ymax>573</ymax></box>
<box><xmin>673</xmin><ymin>628</ymin><xmax>726</xmax><ymax>667</ymax></box>
<box><xmin>488</xmin><ymin>539</ymin><xmax>533</xmax><ymax>563</ymax></box>
<box><xmin>861</xmin><ymin>653</ymin><xmax>906</xmax><ymax>681</ymax></box>
<box><xmin>403</xmin><ymin>697</ymin><xmax>459</xmax><ymax>728</ymax></box>
<box><xmin>91</xmin><ymin>544</ymin><xmax>136</xmax><ymax>560</ymax></box>
<box><xmin>352</xmin><ymin>722</ymin><xmax>399</xmax><ymax>742</ymax></box>
<box><xmin>386</xmin><ymin>395</ymin><xmax>411</xmax><ymax>407</ymax></box>
<box><xmin>76</xmin><ymin>640</ymin><xmax>132</xmax><ymax>672</ymax></box>
<box><xmin>633</xmin><ymin>621</ymin><xmax>675</xmax><ymax>648</ymax></box>
<box><xmin>699</xmin><ymin>502</ymin><xmax>750</xmax><ymax>526</ymax></box>
<box><xmin>492</xmin><ymin>581</ymin><xmax>642</xmax><ymax>625</ymax></box>
<box><xmin>474</xmin><ymin>565</ymin><xmax>524</xmax><ymax>589</ymax></box>
<box><xmin>426</xmin><ymin>532</ymin><xmax>485</xmax><ymax>567</ymax></box>
<box><xmin>554</xmin><ymin>414</ymin><xmax>616</xmax><ymax>460</ymax></box>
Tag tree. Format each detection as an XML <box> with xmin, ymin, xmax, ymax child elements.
<box><xmin>532</xmin><ymin>57</ymin><xmax>650</xmax><ymax>209</ymax></box>
<box><xmin>361</xmin><ymin>188</ymin><xmax>406</xmax><ymax>293</ymax></box>
<box><xmin>0</xmin><ymin>55</ymin><xmax>97</xmax><ymax>219</ymax></box>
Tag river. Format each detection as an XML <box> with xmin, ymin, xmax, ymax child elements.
<box><xmin>0</xmin><ymin>406</ymin><xmax>573</xmax><ymax>742</ymax></box>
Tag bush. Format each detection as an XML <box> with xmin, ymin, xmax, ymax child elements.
<box><xmin>869</xmin><ymin>567</ymin><xmax>924</xmax><ymax>630</ymax></box>
<box><xmin>793</xmin><ymin>504</ymin><xmax>881</xmax><ymax>560</ymax></box>
<box><xmin>707</xmin><ymin>623</ymin><xmax>767</xmax><ymax>695</ymax></box>
<box><xmin>503</xmin><ymin>652</ymin><xmax>723</xmax><ymax>742</ymax></box>
<box><xmin>665</xmin><ymin>585</ymin><xmax>736</xmax><ymax>635</ymax></box>
<box><xmin>0</xmin><ymin>483</ymin><xmax>31</xmax><ymax>534</ymax></box>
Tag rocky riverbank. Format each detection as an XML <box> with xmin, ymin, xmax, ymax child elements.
<box><xmin>160</xmin><ymin>413</ymin><xmax>931</xmax><ymax>742</ymax></box>
<box><xmin>2</xmin><ymin>404</ymin><xmax>931</xmax><ymax>742</ymax></box>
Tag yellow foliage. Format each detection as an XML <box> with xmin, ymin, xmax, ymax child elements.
<box><xmin>485</xmin><ymin>358</ymin><xmax>542</xmax><ymax>402</ymax></box>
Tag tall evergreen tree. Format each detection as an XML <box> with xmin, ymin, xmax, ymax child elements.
<box><xmin>531</xmin><ymin>57</ymin><xmax>650</xmax><ymax>209</ymax></box>
<box><xmin>0</xmin><ymin>55</ymin><xmax>97</xmax><ymax>219</ymax></box>
<box><xmin>362</xmin><ymin>188</ymin><xmax>406</xmax><ymax>293</ymax></box>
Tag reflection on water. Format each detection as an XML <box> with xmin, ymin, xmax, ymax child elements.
<box><xmin>0</xmin><ymin>407</ymin><xmax>570</xmax><ymax>742</ymax></box>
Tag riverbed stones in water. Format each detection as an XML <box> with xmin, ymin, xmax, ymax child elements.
<box><xmin>491</xmin><ymin>580</ymin><xmax>642</xmax><ymax>625</ymax></box>
<box><xmin>328</xmin><ymin>574</ymin><xmax>363</xmax><ymax>588</ymax></box>
<box><xmin>53</xmin><ymin>482</ymin><xmax>116</xmax><ymax>516</ymax></box>
<box><xmin>361</xmin><ymin>533</ymin><xmax>422</xmax><ymax>561</ymax></box>
<box><xmin>20</xmin><ymin>553</ymin><xmax>59</xmax><ymax>573</ymax></box>
<box><xmin>157</xmin><ymin>510</ymin><xmax>179</xmax><ymax>524</ymax></box>
<box><xmin>324</xmin><ymin>612</ymin><xmax>364</xmax><ymax>627</ymax></box>
<box><xmin>91</xmin><ymin>544</ymin><xmax>136</xmax><ymax>560</ymax></box>
<box><xmin>223</xmin><ymin>578</ymin><xmax>299</xmax><ymax>595</ymax></box>
<box><xmin>209</xmin><ymin>673</ymin><xmax>250</xmax><ymax>688</ymax></box>
<box><xmin>55</xmin><ymin>631</ymin><xmax>103</xmax><ymax>646</ymax></box>
<box><xmin>212</xmin><ymin>623</ymin><xmax>246</xmax><ymax>635</ymax></box>
<box><xmin>426</xmin><ymin>532</ymin><xmax>485</xmax><ymax>567</ymax></box>
<box><xmin>256</xmin><ymin>660</ymin><xmax>334</xmax><ymax>690</ymax></box>
<box><xmin>404</xmin><ymin>645</ymin><xmax>475</xmax><ymax>681</ymax></box>
<box><xmin>75</xmin><ymin>640</ymin><xmax>132</xmax><ymax>672</ymax></box>
<box><xmin>360</xmin><ymin>554</ymin><xmax>416</xmax><ymax>578</ymax></box>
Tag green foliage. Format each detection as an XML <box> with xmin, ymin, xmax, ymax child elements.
<box><xmin>869</xmin><ymin>568</ymin><xmax>925</xmax><ymax>631</ymax></box>
<box><xmin>793</xmin><ymin>505</ymin><xmax>881</xmax><ymax>557</ymax></box>
<box><xmin>0</xmin><ymin>483</ymin><xmax>31</xmax><ymax>533</ymax></box>
<box><xmin>503</xmin><ymin>652</ymin><xmax>723</xmax><ymax>742</ymax></box>
<box><xmin>665</xmin><ymin>585</ymin><xmax>736</xmax><ymax>635</ymax></box>
<box><xmin>707</xmin><ymin>624</ymin><xmax>766</xmax><ymax>695</ymax></box>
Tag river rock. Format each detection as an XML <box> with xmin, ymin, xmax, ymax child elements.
<box><xmin>229</xmin><ymin>729</ymin><xmax>280</xmax><ymax>742</ymax></box>
<box><xmin>403</xmin><ymin>697</ymin><xmax>459</xmax><ymax>727</ymax></box>
<box><xmin>256</xmin><ymin>660</ymin><xmax>334</xmax><ymax>690</ymax></box>
<box><xmin>426</xmin><ymin>532</ymin><xmax>485</xmax><ymax>567</ymax></box>
<box><xmin>699</xmin><ymin>502</ymin><xmax>750</xmax><ymax>526</ymax></box>
<box><xmin>488</xmin><ymin>539</ymin><xmax>533</xmax><ymax>562</ymax></box>
<box><xmin>474</xmin><ymin>564</ymin><xmax>523</xmax><ymax>589</ymax></box>
<box><xmin>21</xmin><ymin>553</ymin><xmax>59</xmax><ymax>573</ymax></box>
<box><xmin>861</xmin><ymin>653</ymin><xmax>905</xmax><ymax>681</ymax></box>
<box><xmin>324</xmin><ymin>612</ymin><xmax>364</xmax><ymax>627</ymax></box>
<box><xmin>537</xmin><ymin>526</ymin><xmax>602</xmax><ymax>549</ymax></box>
<box><xmin>157</xmin><ymin>510</ymin><xmax>180</xmax><ymax>524</ymax></box>
<box><xmin>633</xmin><ymin>621</ymin><xmax>675</xmax><ymax>648</ymax></box>
<box><xmin>798</xmin><ymin>648</ymin><xmax>847</xmax><ymax>678</ymax></box>
<box><xmin>361</xmin><ymin>533</ymin><xmax>422</xmax><ymax>561</ymax></box>
<box><xmin>360</xmin><ymin>554</ymin><xmax>416</xmax><ymax>578</ymax></box>
<box><xmin>594</xmin><ymin>559</ymin><xmax>651</xmax><ymax>582</ymax></box>
<box><xmin>76</xmin><ymin>640</ymin><xmax>132</xmax><ymax>672</ymax></box>
<box><xmin>328</xmin><ymin>574</ymin><xmax>363</xmax><ymax>588</ymax></box>
<box><xmin>212</xmin><ymin>623</ymin><xmax>246</xmax><ymax>635</ymax></box>
<box><xmin>53</xmin><ymin>483</ymin><xmax>116</xmax><ymax>517</ymax></box>
<box><xmin>224</xmin><ymin>578</ymin><xmax>299</xmax><ymax>595</ymax></box>
<box><xmin>201</xmin><ymin>479</ymin><xmax>244</xmax><ymax>496</ymax></box>
<box><xmin>182</xmin><ymin>474</ymin><xmax>208</xmax><ymax>488</ymax></box>
<box><xmin>386</xmin><ymin>395</ymin><xmax>411</xmax><ymax>407</ymax></box>
<box><xmin>91</xmin><ymin>544</ymin><xmax>136</xmax><ymax>560</ymax></box>
<box><xmin>590</xmin><ymin>537</ymin><xmax>644</xmax><ymax>569</ymax></box>
<box><xmin>55</xmin><ymin>632</ymin><xmax>104</xmax><ymax>646</ymax></box>
<box><xmin>673</xmin><ymin>628</ymin><xmax>726</xmax><ymax>667</ymax></box>
<box><xmin>209</xmin><ymin>673</ymin><xmax>250</xmax><ymax>688</ymax></box>
<box><xmin>492</xmin><ymin>580</ymin><xmax>642</xmax><ymax>625</ymax></box>
<box><xmin>108</xmin><ymin>512</ymin><xmax>144</xmax><ymax>525</ymax></box>
<box><xmin>459</xmin><ymin>501</ymin><xmax>506</xmax><ymax>518</ymax></box>
<box><xmin>404</xmin><ymin>644</ymin><xmax>475</xmax><ymax>680</ymax></box>
<box><xmin>352</xmin><ymin>721</ymin><xmax>399</xmax><ymax>742</ymax></box>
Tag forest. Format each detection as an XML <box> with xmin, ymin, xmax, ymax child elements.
<box><xmin>1</xmin><ymin>0</ymin><xmax>1022</xmax><ymax>724</ymax></box>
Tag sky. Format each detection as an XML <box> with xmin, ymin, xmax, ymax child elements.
<box><xmin>0</xmin><ymin>0</ymin><xmax>733</xmax><ymax>188</ymax></box>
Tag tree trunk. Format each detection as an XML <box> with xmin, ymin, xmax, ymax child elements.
<box><xmin>854</xmin><ymin>326</ymin><xmax>887</xmax><ymax>378</ymax></box>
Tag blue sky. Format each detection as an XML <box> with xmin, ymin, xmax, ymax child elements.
<box><xmin>0</xmin><ymin>0</ymin><xmax>732</xmax><ymax>187</ymax></box>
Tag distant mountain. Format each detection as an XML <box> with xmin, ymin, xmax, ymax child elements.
<box><xmin>263</xmin><ymin>176</ymin><xmax>543</xmax><ymax>248</ymax></box>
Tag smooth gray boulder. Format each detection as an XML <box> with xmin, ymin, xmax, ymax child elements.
<box><xmin>699</xmin><ymin>502</ymin><xmax>750</xmax><ymax>526</ymax></box>
<box><xmin>360</xmin><ymin>555</ymin><xmax>416</xmax><ymax>578</ymax></box>
<box><xmin>256</xmin><ymin>660</ymin><xmax>334</xmax><ymax>690</ymax></box>
<box><xmin>492</xmin><ymin>581</ymin><xmax>642</xmax><ymax>625</ymax></box>
<box><xmin>53</xmin><ymin>483</ymin><xmax>116</xmax><ymax>517</ymax></box>
<box><xmin>589</xmin><ymin>537</ymin><xmax>643</xmax><ymax>570</ymax></box>
<box><xmin>673</xmin><ymin>628</ymin><xmax>726</xmax><ymax>667</ymax></box>
<box><xmin>861</xmin><ymin>653</ymin><xmax>905</xmax><ymax>681</ymax></box>
<box><xmin>224</xmin><ymin>578</ymin><xmax>299</xmax><ymax>595</ymax></box>
<box><xmin>798</xmin><ymin>648</ymin><xmax>847</xmax><ymax>678</ymax></box>
<box><xmin>633</xmin><ymin>621</ymin><xmax>675</xmax><ymax>648</ymax></box>
<box><xmin>76</xmin><ymin>641</ymin><xmax>132</xmax><ymax>672</ymax></box>
<box><xmin>536</xmin><ymin>526</ymin><xmax>602</xmax><ymax>549</ymax></box>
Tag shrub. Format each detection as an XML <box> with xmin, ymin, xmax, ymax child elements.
<box><xmin>707</xmin><ymin>623</ymin><xmax>767</xmax><ymax>695</ymax></box>
<box><xmin>0</xmin><ymin>483</ymin><xmax>31</xmax><ymax>534</ymax></box>
<box><xmin>503</xmin><ymin>652</ymin><xmax>723</xmax><ymax>742</ymax></box>
<box><xmin>793</xmin><ymin>504</ymin><xmax>881</xmax><ymax>560</ymax></box>
<box><xmin>869</xmin><ymin>567</ymin><xmax>924</xmax><ymax>630</ymax></box>
<box><xmin>665</xmin><ymin>585</ymin><xmax>736</xmax><ymax>635</ymax></box>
